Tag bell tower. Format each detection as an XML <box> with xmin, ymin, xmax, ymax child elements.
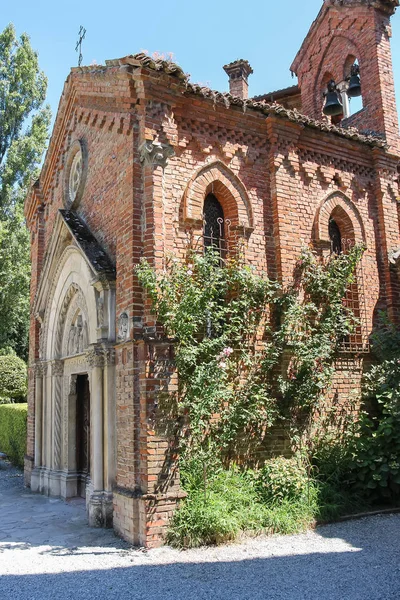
<box><xmin>291</xmin><ymin>0</ymin><xmax>400</xmax><ymax>154</ymax></box>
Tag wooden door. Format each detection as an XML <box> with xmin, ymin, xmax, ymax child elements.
<box><xmin>76</xmin><ymin>374</ymin><xmax>90</xmax><ymax>496</ymax></box>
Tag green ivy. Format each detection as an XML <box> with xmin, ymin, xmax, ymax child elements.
<box><xmin>137</xmin><ymin>250</ymin><xmax>279</xmax><ymax>463</ymax></box>
<box><xmin>137</xmin><ymin>245</ymin><xmax>362</xmax><ymax>464</ymax></box>
<box><xmin>137</xmin><ymin>244</ymin><xmax>367</xmax><ymax>545</ymax></box>
<box><xmin>275</xmin><ymin>245</ymin><xmax>364</xmax><ymax>429</ymax></box>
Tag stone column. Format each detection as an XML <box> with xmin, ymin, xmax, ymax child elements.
<box><xmin>51</xmin><ymin>360</ymin><xmax>64</xmax><ymax>471</ymax></box>
<box><xmin>91</xmin><ymin>364</ymin><xmax>104</xmax><ymax>493</ymax></box>
<box><xmin>59</xmin><ymin>373</ymin><xmax>78</xmax><ymax>500</ymax></box>
<box><xmin>103</xmin><ymin>348</ymin><xmax>116</xmax><ymax>493</ymax></box>
<box><xmin>87</xmin><ymin>345</ymin><xmax>114</xmax><ymax>528</ymax></box>
<box><xmin>44</xmin><ymin>362</ymin><xmax>52</xmax><ymax>470</ymax></box>
<box><xmin>31</xmin><ymin>362</ymin><xmax>44</xmax><ymax>493</ymax></box>
<box><xmin>34</xmin><ymin>364</ymin><xmax>43</xmax><ymax>468</ymax></box>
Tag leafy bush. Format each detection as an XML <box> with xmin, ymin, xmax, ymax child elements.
<box><xmin>346</xmin><ymin>316</ymin><xmax>400</xmax><ymax>503</ymax></box>
<box><xmin>256</xmin><ymin>456</ymin><xmax>310</xmax><ymax>503</ymax></box>
<box><xmin>167</xmin><ymin>459</ymin><xmax>317</xmax><ymax>548</ymax></box>
<box><xmin>0</xmin><ymin>354</ymin><xmax>27</xmax><ymax>403</ymax></box>
<box><xmin>349</xmin><ymin>364</ymin><xmax>400</xmax><ymax>501</ymax></box>
<box><xmin>0</xmin><ymin>403</ymin><xmax>27</xmax><ymax>467</ymax></box>
<box><xmin>310</xmin><ymin>435</ymin><xmax>367</xmax><ymax>520</ymax></box>
<box><xmin>167</xmin><ymin>466</ymin><xmax>262</xmax><ymax>548</ymax></box>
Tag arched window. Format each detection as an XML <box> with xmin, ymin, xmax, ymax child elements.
<box><xmin>203</xmin><ymin>194</ymin><xmax>225</xmax><ymax>253</ymax></box>
<box><xmin>328</xmin><ymin>212</ymin><xmax>366</xmax><ymax>351</ymax></box>
<box><xmin>329</xmin><ymin>218</ymin><xmax>342</xmax><ymax>254</ymax></box>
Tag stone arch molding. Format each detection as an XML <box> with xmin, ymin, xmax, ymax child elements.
<box><xmin>41</xmin><ymin>246</ymin><xmax>98</xmax><ymax>360</ymax></box>
<box><xmin>314</xmin><ymin>191</ymin><xmax>366</xmax><ymax>245</ymax></box>
<box><xmin>182</xmin><ymin>161</ymin><xmax>253</xmax><ymax>229</ymax></box>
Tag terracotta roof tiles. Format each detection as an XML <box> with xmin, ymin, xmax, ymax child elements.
<box><xmin>70</xmin><ymin>52</ymin><xmax>387</xmax><ymax>149</ymax></box>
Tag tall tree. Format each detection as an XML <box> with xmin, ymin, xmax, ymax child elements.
<box><xmin>0</xmin><ymin>24</ymin><xmax>51</xmax><ymax>358</ymax></box>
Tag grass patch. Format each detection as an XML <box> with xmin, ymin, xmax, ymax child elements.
<box><xmin>167</xmin><ymin>462</ymin><xmax>318</xmax><ymax>548</ymax></box>
<box><xmin>166</xmin><ymin>455</ymin><xmax>372</xmax><ymax>549</ymax></box>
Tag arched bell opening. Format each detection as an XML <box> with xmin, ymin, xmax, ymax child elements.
<box><xmin>343</xmin><ymin>56</ymin><xmax>363</xmax><ymax>117</ymax></box>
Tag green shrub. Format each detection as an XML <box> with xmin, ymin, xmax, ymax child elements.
<box><xmin>309</xmin><ymin>429</ymin><xmax>367</xmax><ymax>520</ymax></box>
<box><xmin>0</xmin><ymin>403</ymin><xmax>27</xmax><ymax>467</ymax></box>
<box><xmin>0</xmin><ymin>354</ymin><xmax>27</xmax><ymax>403</ymax></box>
<box><xmin>167</xmin><ymin>461</ymin><xmax>316</xmax><ymax>548</ymax></box>
<box><xmin>350</xmin><ymin>404</ymin><xmax>400</xmax><ymax>502</ymax></box>
<box><xmin>168</xmin><ymin>465</ymin><xmax>264</xmax><ymax>548</ymax></box>
<box><xmin>256</xmin><ymin>456</ymin><xmax>310</xmax><ymax>503</ymax></box>
<box><xmin>348</xmin><ymin>347</ymin><xmax>400</xmax><ymax>503</ymax></box>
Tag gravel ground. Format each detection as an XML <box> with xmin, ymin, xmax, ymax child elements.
<box><xmin>1</xmin><ymin>460</ymin><xmax>400</xmax><ymax>600</ymax></box>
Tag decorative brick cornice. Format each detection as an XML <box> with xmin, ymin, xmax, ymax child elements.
<box><xmin>117</xmin><ymin>52</ymin><xmax>386</xmax><ymax>148</ymax></box>
<box><xmin>72</xmin><ymin>52</ymin><xmax>388</xmax><ymax>151</ymax></box>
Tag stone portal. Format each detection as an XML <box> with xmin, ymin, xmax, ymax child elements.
<box><xmin>30</xmin><ymin>210</ymin><xmax>116</xmax><ymax>529</ymax></box>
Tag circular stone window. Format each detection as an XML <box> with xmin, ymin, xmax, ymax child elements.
<box><xmin>64</xmin><ymin>139</ymin><xmax>87</xmax><ymax>209</ymax></box>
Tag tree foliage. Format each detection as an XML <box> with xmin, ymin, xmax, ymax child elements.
<box><xmin>0</xmin><ymin>24</ymin><xmax>51</xmax><ymax>358</ymax></box>
<box><xmin>0</xmin><ymin>353</ymin><xmax>28</xmax><ymax>403</ymax></box>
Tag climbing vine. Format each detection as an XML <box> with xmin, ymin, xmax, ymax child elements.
<box><xmin>275</xmin><ymin>244</ymin><xmax>364</xmax><ymax>438</ymax></box>
<box><xmin>136</xmin><ymin>243</ymin><xmax>363</xmax><ymax>466</ymax></box>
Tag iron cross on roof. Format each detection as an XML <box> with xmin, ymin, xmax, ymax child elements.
<box><xmin>75</xmin><ymin>26</ymin><xmax>86</xmax><ymax>67</ymax></box>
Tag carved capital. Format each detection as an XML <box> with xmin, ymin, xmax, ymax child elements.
<box><xmin>87</xmin><ymin>345</ymin><xmax>115</xmax><ymax>368</ymax></box>
<box><xmin>41</xmin><ymin>361</ymin><xmax>50</xmax><ymax>376</ymax></box>
<box><xmin>139</xmin><ymin>139</ymin><xmax>174</xmax><ymax>169</ymax></box>
<box><xmin>34</xmin><ymin>362</ymin><xmax>45</xmax><ymax>378</ymax></box>
<box><xmin>51</xmin><ymin>360</ymin><xmax>64</xmax><ymax>377</ymax></box>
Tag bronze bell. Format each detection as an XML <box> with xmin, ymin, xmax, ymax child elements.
<box><xmin>323</xmin><ymin>80</ymin><xmax>343</xmax><ymax>117</ymax></box>
<box><xmin>347</xmin><ymin>63</ymin><xmax>361</xmax><ymax>98</ymax></box>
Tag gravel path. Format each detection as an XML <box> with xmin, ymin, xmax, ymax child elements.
<box><xmin>1</xmin><ymin>460</ymin><xmax>400</xmax><ymax>600</ymax></box>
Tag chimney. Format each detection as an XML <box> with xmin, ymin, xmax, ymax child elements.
<box><xmin>223</xmin><ymin>59</ymin><xmax>253</xmax><ymax>100</ymax></box>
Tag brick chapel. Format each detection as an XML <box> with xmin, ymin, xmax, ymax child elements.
<box><xmin>24</xmin><ymin>0</ymin><xmax>400</xmax><ymax>547</ymax></box>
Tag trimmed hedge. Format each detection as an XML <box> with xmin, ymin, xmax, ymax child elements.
<box><xmin>0</xmin><ymin>354</ymin><xmax>28</xmax><ymax>403</ymax></box>
<box><xmin>0</xmin><ymin>403</ymin><xmax>27</xmax><ymax>467</ymax></box>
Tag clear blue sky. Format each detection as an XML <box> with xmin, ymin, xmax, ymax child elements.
<box><xmin>3</xmin><ymin>0</ymin><xmax>400</xmax><ymax>126</ymax></box>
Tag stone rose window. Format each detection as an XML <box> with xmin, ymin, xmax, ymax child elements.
<box><xmin>64</xmin><ymin>139</ymin><xmax>87</xmax><ymax>209</ymax></box>
<box><xmin>69</xmin><ymin>150</ymin><xmax>82</xmax><ymax>203</ymax></box>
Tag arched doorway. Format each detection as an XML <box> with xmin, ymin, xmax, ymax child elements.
<box><xmin>31</xmin><ymin>243</ymin><xmax>116</xmax><ymax>528</ymax></box>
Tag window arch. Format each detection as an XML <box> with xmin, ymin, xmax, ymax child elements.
<box><xmin>328</xmin><ymin>211</ymin><xmax>367</xmax><ymax>352</ymax></box>
<box><xmin>203</xmin><ymin>193</ymin><xmax>228</xmax><ymax>257</ymax></box>
<box><xmin>329</xmin><ymin>218</ymin><xmax>342</xmax><ymax>255</ymax></box>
